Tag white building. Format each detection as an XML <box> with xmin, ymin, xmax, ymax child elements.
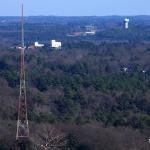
<box><xmin>85</xmin><ymin>25</ymin><xmax>96</xmax><ymax>35</ymax></box>
<box><xmin>51</xmin><ymin>40</ymin><xmax>62</xmax><ymax>49</ymax></box>
<box><xmin>85</xmin><ymin>31</ymin><xmax>96</xmax><ymax>35</ymax></box>
<box><xmin>124</xmin><ymin>18</ymin><xmax>130</xmax><ymax>29</ymax></box>
<box><xmin>34</xmin><ymin>42</ymin><xmax>44</xmax><ymax>48</ymax></box>
<box><xmin>16</xmin><ymin>45</ymin><xmax>26</xmax><ymax>50</ymax></box>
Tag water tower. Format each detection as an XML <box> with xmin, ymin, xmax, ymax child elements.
<box><xmin>124</xmin><ymin>18</ymin><xmax>130</xmax><ymax>29</ymax></box>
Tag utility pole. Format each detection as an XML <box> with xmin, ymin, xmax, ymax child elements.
<box><xmin>16</xmin><ymin>3</ymin><xmax>29</xmax><ymax>150</ymax></box>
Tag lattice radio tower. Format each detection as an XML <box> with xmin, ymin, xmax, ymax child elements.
<box><xmin>16</xmin><ymin>3</ymin><xmax>29</xmax><ymax>144</ymax></box>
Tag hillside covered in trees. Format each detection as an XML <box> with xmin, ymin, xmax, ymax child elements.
<box><xmin>0</xmin><ymin>16</ymin><xmax>150</xmax><ymax>149</ymax></box>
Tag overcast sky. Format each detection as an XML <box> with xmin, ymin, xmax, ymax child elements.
<box><xmin>0</xmin><ymin>0</ymin><xmax>149</xmax><ymax>16</ymax></box>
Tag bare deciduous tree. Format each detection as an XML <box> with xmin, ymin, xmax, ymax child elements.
<box><xmin>31</xmin><ymin>124</ymin><xmax>67</xmax><ymax>150</ymax></box>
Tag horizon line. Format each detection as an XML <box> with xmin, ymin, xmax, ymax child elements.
<box><xmin>0</xmin><ymin>15</ymin><xmax>150</xmax><ymax>17</ymax></box>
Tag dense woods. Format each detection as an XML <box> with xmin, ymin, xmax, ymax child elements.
<box><xmin>0</xmin><ymin>16</ymin><xmax>150</xmax><ymax>149</ymax></box>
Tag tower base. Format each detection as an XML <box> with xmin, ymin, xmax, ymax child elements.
<box><xmin>15</xmin><ymin>138</ymin><xmax>30</xmax><ymax>150</ymax></box>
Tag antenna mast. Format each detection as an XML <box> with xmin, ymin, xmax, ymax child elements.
<box><xmin>22</xmin><ymin>4</ymin><xmax>24</xmax><ymax>48</ymax></box>
<box><xmin>16</xmin><ymin>3</ymin><xmax>29</xmax><ymax>144</ymax></box>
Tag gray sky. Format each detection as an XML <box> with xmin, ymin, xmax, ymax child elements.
<box><xmin>0</xmin><ymin>0</ymin><xmax>149</xmax><ymax>16</ymax></box>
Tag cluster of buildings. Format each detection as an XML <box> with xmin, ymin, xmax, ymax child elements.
<box><xmin>16</xmin><ymin>40</ymin><xmax>62</xmax><ymax>50</ymax></box>
<box><xmin>67</xmin><ymin>25</ymin><xmax>97</xmax><ymax>37</ymax></box>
